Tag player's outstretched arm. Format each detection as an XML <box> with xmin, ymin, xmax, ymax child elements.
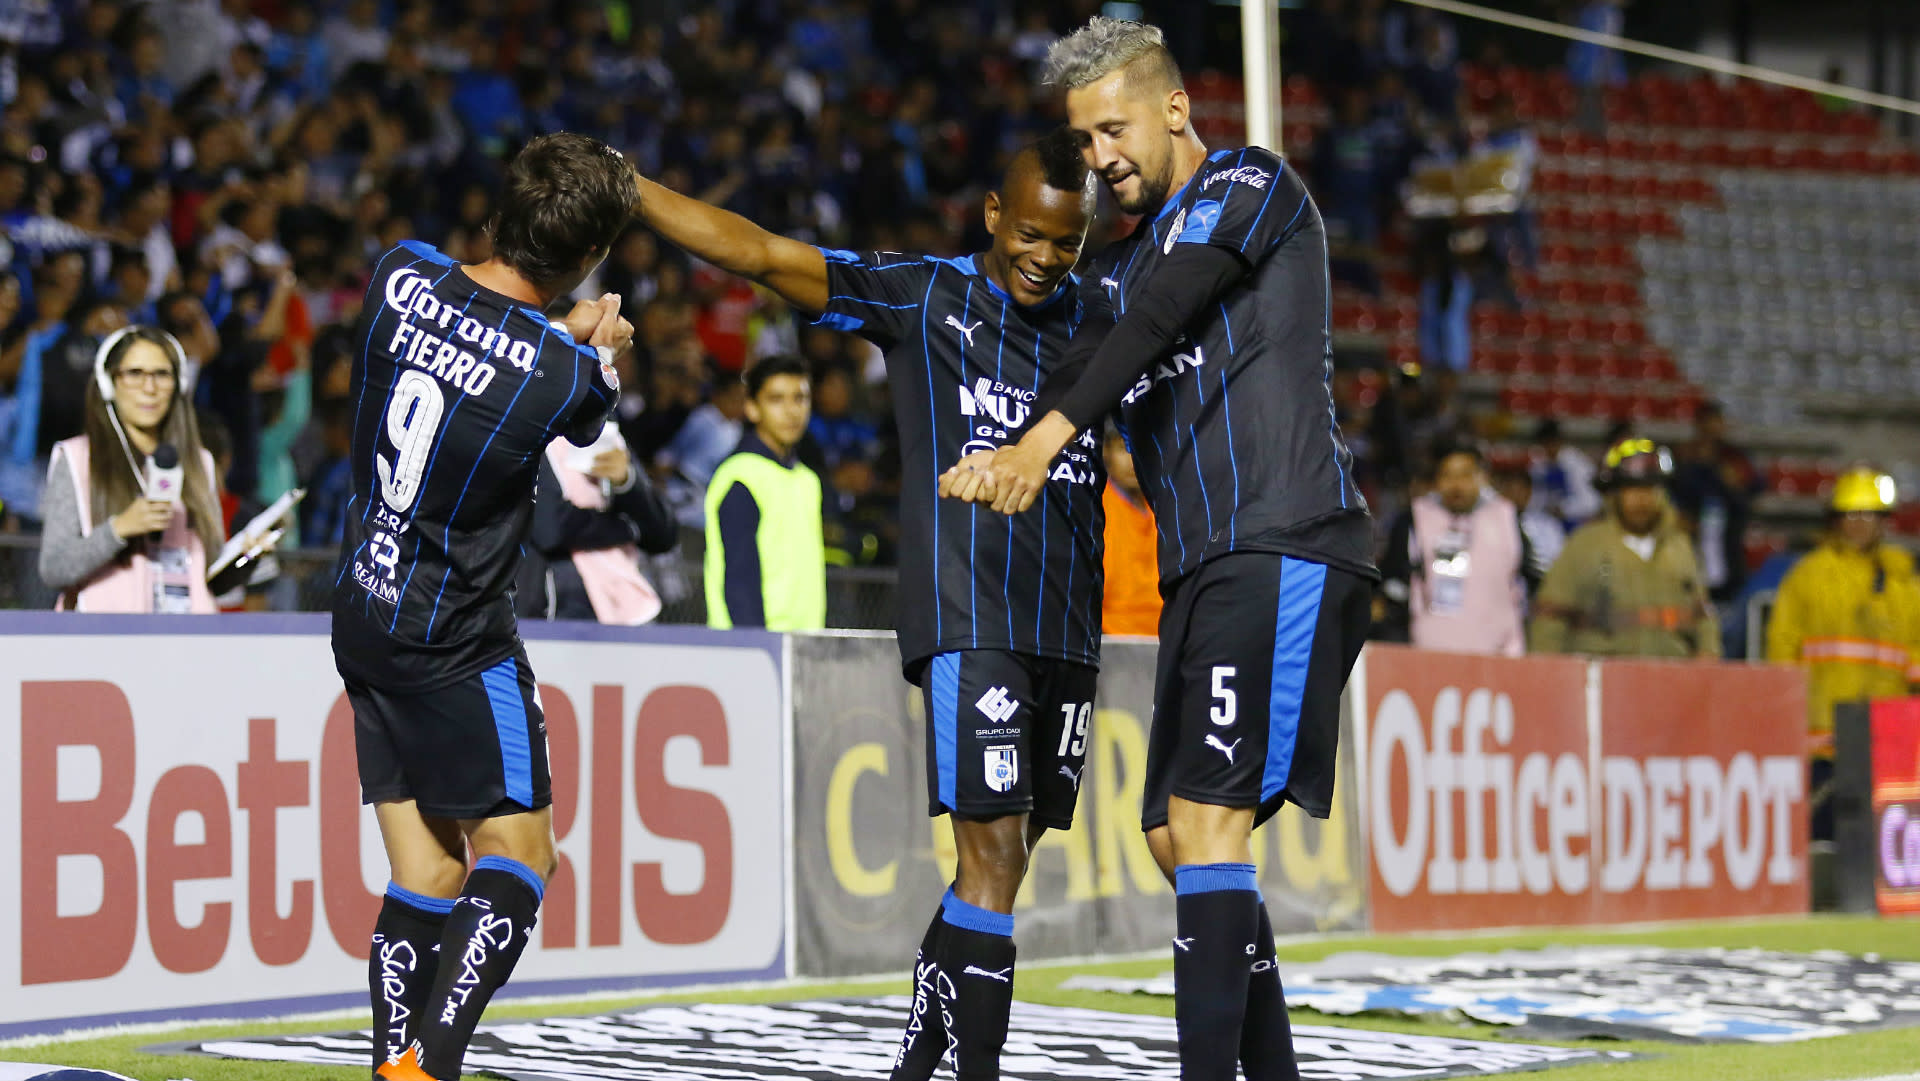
<box><xmin>632</xmin><ymin>174</ymin><xmax>829</xmax><ymax>314</ymax></box>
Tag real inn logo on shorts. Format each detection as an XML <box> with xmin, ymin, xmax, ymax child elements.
<box><xmin>976</xmin><ymin>686</ymin><xmax>1019</xmax><ymax>724</ymax></box>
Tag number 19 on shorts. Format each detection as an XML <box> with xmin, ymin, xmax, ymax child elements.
<box><xmin>1056</xmin><ymin>702</ymin><xmax>1091</xmax><ymax>757</ymax></box>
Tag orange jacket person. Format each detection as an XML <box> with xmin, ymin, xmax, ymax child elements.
<box><xmin>1102</xmin><ymin>427</ymin><xmax>1161</xmax><ymax>635</ymax></box>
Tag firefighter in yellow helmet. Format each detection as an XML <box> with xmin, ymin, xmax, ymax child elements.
<box><xmin>1530</xmin><ymin>438</ymin><xmax>1720</xmax><ymax>659</ymax></box>
<box><xmin>1767</xmin><ymin>469</ymin><xmax>1920</xmax><ymax>779</ymax></box>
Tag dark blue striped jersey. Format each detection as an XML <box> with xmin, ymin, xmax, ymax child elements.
<box><xmin>816</xmin><ymin>250</ymin><xmax>1104</xmax><ymax>677</ymax></box>
<box><xmin>331</xmin><ymin>241</ymin><xmax>618</xmax><ymax>690</ymax></box>
<box><xmin>1085</xmin><ymin>147</ymin><xmax>1374</xmax><ymax>586</ymax></box>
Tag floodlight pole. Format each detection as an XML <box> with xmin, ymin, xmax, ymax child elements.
<box><xmin>1242</xmin><ymin>0</ymin><xmax>1283</xmax><ymax>151</ymax></box>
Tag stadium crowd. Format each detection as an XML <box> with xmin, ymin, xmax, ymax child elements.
<box><xmin>1</xmin><ymin>0</ymin><xmax>1912</xmax><ymax>696</ymax></box>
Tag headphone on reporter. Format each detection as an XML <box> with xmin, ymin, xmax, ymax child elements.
<box><xmin>92</xmin><ymin>325</ymin><xmax>192</xmax><ymax>405</ymax></box>
<box><xmin>92</xmin><ymin>326</ymin><xmax>196</xmax><ymax>518</ymax></box>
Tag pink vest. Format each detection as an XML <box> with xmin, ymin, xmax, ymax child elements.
<box><xmin>50</xmin><ymin>436</ymin><xmax>219</xmax><ymax>614</ymax></box>
<box><xmin>543</xmin><ymin>440</ymin><xmax>661</xmax><ymax>625</ymax></box>
<box><xmin>1408</xmin><ymin>491</ymin><xmax>1526</xmax><ymax>656</ymax></box>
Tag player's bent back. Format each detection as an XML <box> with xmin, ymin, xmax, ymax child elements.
<box><xmin>331</xmin><ymin>240</ymin><xmax>619</xmax><ymax>690</ymax></box>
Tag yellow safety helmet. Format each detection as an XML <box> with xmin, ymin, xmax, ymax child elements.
<box><xmin>1597</xmin><ymin>437</ymin><xmax>1672</xmax><ymax>490</ymax></box>
<box><xmin>1831</xmin><ymin>468</ymin><xmax>1897</xmax><ymax>514</ymax></box>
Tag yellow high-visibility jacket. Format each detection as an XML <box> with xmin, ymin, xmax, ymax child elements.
<box><xmin>1766</xmin><ymin>539</ymin><xmax>1920</xmax><ymax>756</ymax></box>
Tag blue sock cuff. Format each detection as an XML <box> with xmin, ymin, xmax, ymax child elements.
<box><xmin>1175</xmin><ymin>862</ymin><xmax>1259</xmax><ymax>895</ymax></box>
<box><xmin>475</xmin><ymin>855</ymin><xmax>546</xmax><ymax>902</ymax></box>
<box><xmin>940</xmin><ymin>886</ymin><xmax>1015</xmax><ymax>938</ymax></box>
<box><xmin>385</xmin><ymin>882</ymin><xmax>456</xmax><ymax>915</ymax></box>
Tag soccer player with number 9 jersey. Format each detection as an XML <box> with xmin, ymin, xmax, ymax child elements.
<box><xmin>329</xmin><ymin>133</ymin><xmax>637</xmax><ymax>1081</ymax></box>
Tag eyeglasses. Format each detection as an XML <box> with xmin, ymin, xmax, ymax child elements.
<box><xmin>115</xmin><ymin>368</ymin><xmax>176</xmax><ymax>390</ymax></box>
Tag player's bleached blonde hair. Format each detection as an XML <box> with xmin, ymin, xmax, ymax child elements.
<box><xmin>1041</xmin><ymin>16</ymin><xmax>1184</xmax><ymax>93</ymax></box>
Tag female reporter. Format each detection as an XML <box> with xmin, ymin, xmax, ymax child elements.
<box><xmin>37</xmin><ymin>326</ymin><xmax>230</xmax><ymax>612</ymax></box>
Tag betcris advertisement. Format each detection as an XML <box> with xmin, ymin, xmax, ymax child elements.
<box><xmin>0</xmin><ymin>614</ymin><xmax>787</xmax><ymax>1037</ymax></box>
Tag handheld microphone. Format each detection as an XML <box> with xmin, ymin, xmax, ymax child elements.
<box><xmin>147</xmin><ymin>443</ymin><xmax>184</xmax><ymax>506</ymax></box>
<box><xmin>141</xmin><ymin>443</ymin><xmax>184</xmax><ymax>544</ymax></box>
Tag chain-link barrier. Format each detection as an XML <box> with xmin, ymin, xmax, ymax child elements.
<box><xmin>0</xmin><ymin>533</ymin><xmax>901</xmax><ymax>629</ymax></box>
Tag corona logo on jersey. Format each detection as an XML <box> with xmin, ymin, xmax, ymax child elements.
<box><xmin>383</xmin><ymin>266</ymin><xmax>549</xmax><ymax>385</ymax></box>
<box><xmin>1363</xmin><ymin>647</ymin><xmax>1809</xmax><ymax>931</ymax></box>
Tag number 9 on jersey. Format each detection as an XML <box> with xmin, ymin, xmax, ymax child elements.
<box><xmin>377</xmin><ymin>370</ymin><xmax>446</xmax><ymax>513</ymax></box>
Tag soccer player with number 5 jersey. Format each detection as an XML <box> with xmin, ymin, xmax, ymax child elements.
<box><xmin>946</xmin><ymin>18</ymin><xmax>1379</xmax><ymax>1081</ymax></box>
<box><xmin>329</xmin><ymin>133</ymin><xmax>637</xmax><ymax>1081</ymax></box>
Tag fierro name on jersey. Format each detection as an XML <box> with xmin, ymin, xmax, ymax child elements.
<box><xmin>382</xmin><ymin>267</ymin><xmax>551</xmax><ymax>395</ymax></box>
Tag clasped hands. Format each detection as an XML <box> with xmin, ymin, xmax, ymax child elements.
<box><xmin>937</xmin><ymin>412</ymin><xmax>1077</xmax><ymax>515</ymax></box>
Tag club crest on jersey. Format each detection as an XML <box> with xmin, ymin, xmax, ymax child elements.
<box><xmin>1163</xmin><ymin>208</ymin><xmax>1187</xmax><ymax>254</ymax></box>
<box><xmin>983</xmin><ymin>744</ymin><xmax>1019</xmax><ymax>793</ymax></box>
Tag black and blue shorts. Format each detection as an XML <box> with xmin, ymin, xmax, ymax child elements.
<box><xmin>1142</xmin><ymin>552</ymin><xmax>1370</xmax><ymax>831</ymax></box>
<box><xmin>348</xmin><ymin>648</ymin><xmax>551</xmax><ymax>819</ymax></box>
<box><xmin>920</xmin><ymin>649</ymin><xmax>1098</xmax><ymax>830</ymax></box>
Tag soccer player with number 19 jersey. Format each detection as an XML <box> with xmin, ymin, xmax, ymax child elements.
<box><xmin>632</xmin><ymin>131</ymin><xmax>1104</xmax><ymax>1081</ymax></box>
<box><xmin>329</xmin><ymin>133</ymin><xmax>637</xmax><ymax>1081</ymax></box>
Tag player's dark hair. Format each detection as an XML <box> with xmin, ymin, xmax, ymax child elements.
<box><xmin>745</xmin><ymin>354</ymin><xmax>810</xmax><ymax>399</ymax></box>
<box><xmin>487</xmin><ymin>133</ymin><xmax>637</xmax><ymax>289</ymax></box>
<box><xmin>1032</xmin><ymin>127</ymin><xmax>1092</xmax><ymax>194</ymax></box>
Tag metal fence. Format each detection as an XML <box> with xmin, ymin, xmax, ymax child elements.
<box><xmin>0</xmin><ymin>532</ymin><xmax>902</xmax><ymax>629</ymax></box>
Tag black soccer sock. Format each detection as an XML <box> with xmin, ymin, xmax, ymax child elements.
<box><xmin>411</xmin><ymin>856</ymin><xmax>543</xmax><ymax>1080</ymax></box>
<box><xmin>1173</xmin><ymin>863</ymin><xmax>1261</xmax><ymax>1081</ymax></box>
<box><xmin>937</xmin><ymin>889</ymin><xmax>1018</xmax><ymax>1081</ymax></box>
<box><xmin>369</xmin><ymin>884</ymin><xmax>453</xmax><ymax>1074</ymax></box>
<box><xmin>1239</xmin><ymin>894</ymin><xmax>1300</xmax><ymax>1081</ymax></box>
<box><xmin>890</xmin><ymin>900</ymin><xmax>952</xmax><ymax>1081</ymax></box>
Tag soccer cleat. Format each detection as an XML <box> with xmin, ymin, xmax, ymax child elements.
<box><xmin>375</xmin><ymin>1044</ymin><xmax>436</xmax><ymax>1081</ymax></box>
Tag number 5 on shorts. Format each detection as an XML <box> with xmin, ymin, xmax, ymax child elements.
<box><xmin>1056</xmin><ymin>702</ymin><xmax>1091</xmax><ymax>757</ymax></box>
<box><xmin>1210</xmin><ymin>666</ymin><xmax>1237</xmax><ymax>726</ymax></box>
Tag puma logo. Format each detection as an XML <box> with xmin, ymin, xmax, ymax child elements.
<box><xmin>962</xmin><ymin>965</ymin><xmax>1013</xmax><ymax>983</ymax></box>
<box><xmin>1100</xmin><ymin>276</ymin><xmax>1120</xmax><ymax>290</ymax></box>
<box><xmin>1058</xmin><ymin>765</ymin><xmax>1083</xmax><ymax>790</ymax></box>
<box><xmin>1205</xmin><ymin>734</ymin><xmax>1241</xmax><ymax>764</ymax></box>
<box><xmin>945</xmin><ymin>314</ymin><xmax>982</xmax><ymax>347</ymax></box>
<box><xmin>1173</xmin><ymin>937</ymin><xmax>1195</xmax><ymax>952</ymax></box>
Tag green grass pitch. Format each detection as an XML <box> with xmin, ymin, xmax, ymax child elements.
<box><xmin>5</xmin><ymin>916</ymin><xmax>1919</xmax><ymax>1081</ymax></box>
